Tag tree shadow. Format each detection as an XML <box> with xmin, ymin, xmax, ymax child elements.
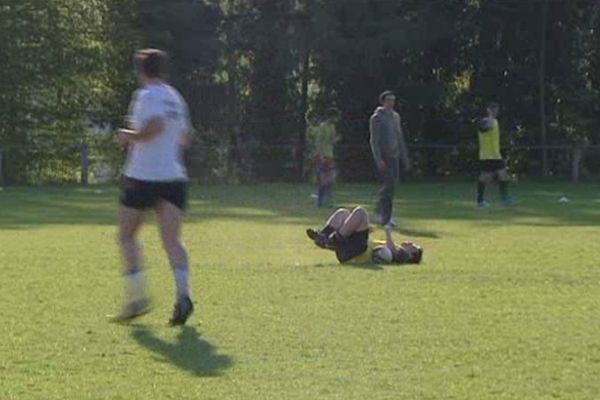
<box><xmin>130</xmin><ymin>324</ymin><xmax>233</xmax><ymax>377</ymax></box>
<box><xmin>395</xmin><ymin>227</ymin><xmax>441</xmax><ymax>239</ymax></box>
<box><xmin>2</xmin><ymin>182</ymin><xmax>600</xmax><ymax>229</ymax></box>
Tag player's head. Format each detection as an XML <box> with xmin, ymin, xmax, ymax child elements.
<box><xmin>379</xmin><ymin>90</ymin><xmax>396</xmax><ymax>109</ymax></box>
<box><xmin>486</xmin><ymin>102</ymin><xmax>500</xmax><ymax>118</ymax></box>
<box><xmin>398</xmin><ymin>241</ymin><xmax>423</xmax><ymax>264</ymax></box>
<box><xmin>134</xmin><ymin>49</ymin><xmax>170</xmax><ymax>83</ymax></box>
<box><xmin>325</xmin><ymin>107</ymin><xmax>340</xmax><ymax>123</ymax></box>
<box><xmin>305</xmin><ymin>109</ymin><xmax>319</xmax><ymax>125</ymax></box>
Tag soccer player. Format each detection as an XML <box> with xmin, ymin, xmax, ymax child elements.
<box><xmin>113</xmin><ymin>49</ymin><xmax>194</xmax><ymax>325</ymax></box>
<box><xmin>369</xmin><ymin>91</ymin><xmax>411</xmax><ymax>226</ymax></box>
<box><xmin>477</xmin><ymin>102</ymin><xmax>514</xmax><ymax>208</ymax></box>
<box><xmin>306</xmin><ymin>207</ymin><xmax>423</xmax><ymax>265</ymax></box>
<box><xmin>307</xmin><ymin>109</ymin><xmax>339</xmax><ymax>207</ymax></box>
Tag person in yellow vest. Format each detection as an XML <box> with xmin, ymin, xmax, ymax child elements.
<box><xmin>477</xmin><ymin>102</ymin><xmax>514</xmax><ymax>208</ymax></box>
<box><xmin>305</xmin><ymin>207</ymin><xmax>423</xmax><ymax>265</ymax></box>
<box><xmin>307</xmin><ymin>109</ymin><xmax>339</xmax><ymax>207</ymax></box>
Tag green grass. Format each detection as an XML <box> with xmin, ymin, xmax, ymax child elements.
<box><xmin>1</xmin><ymin>182</ymin><xmax>600</xmax><ymax>399</ymax></box>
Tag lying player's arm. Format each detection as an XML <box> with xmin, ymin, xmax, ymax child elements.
<box><xmin>118</xmin><ymin>118</ymin><xmax>165</xmax><ymax>143</ymax></box>
<box><xmin>384</xmin><ymin>226</ymin><xmax>396</xmax><ymax>252</ymax></box>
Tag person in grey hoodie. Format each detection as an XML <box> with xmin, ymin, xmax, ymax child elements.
<box><xmin>369</xmin><ymin>91</ymin><xmax>411</xmax><ymax>226</ymax></box>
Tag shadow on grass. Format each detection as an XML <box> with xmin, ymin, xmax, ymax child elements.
<box><xmin>1</xmin><ymin>183</ymin><xmax>600</xmax><ymax>229</ymax></box>
<box><xmin>130</xmin><ymin>324</ymin><xmax>233</xmax><ymax>377</ymax></box>
<box><xmin>396</xmin><ymin>227</ymin><xmax>441</xmax><ymax>239</ymax></box>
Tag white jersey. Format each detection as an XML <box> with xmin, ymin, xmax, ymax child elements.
<box><xmin>124</xmin><ymin>83</ymin><xmax>191</xmax><ymax>181</ymax></box>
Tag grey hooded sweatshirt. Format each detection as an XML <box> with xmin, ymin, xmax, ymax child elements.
<box><xmin>369</xmin><ymin>107</ymin><xmax>408</xmax><ymax>165</ymax></box>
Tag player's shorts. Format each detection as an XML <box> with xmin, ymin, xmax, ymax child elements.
<box><xmin>335</xmin><ymin>230</ymin><xmax>369</xmax><ymax>263</ymax></box>
<box><xmin>479</xmin><ymin>160</ymin><xmax>510</xmax><ymax>182</ymax></box>
<box><xmin>318</xmin><ymin>158</ymin><xmax>336</xmax><ymax>173</ymax></box>
<box><xmin>120</xmin><ymin>176</ymin><xmax>188</xmax><ymax>211</ymax></box>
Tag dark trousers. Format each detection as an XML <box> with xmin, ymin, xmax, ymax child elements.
<box><xmin>375</xmin><ymin>157</ymin><xmax>399</xmax><ymax>224</ymax></box>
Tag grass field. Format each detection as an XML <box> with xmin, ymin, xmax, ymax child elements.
<box><xmin>1</xmin><ymin>182</ymin><xmax>600</xmax><ymax>399</ymax></box>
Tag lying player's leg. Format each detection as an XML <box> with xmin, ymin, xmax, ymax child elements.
<box><xmin>113</xmin><ymin>206</ymin><xmax>150</xmax><ymax>322</ymax></box>
<box><xmin>306</xmin><ymin>208</ymin><xmax>350</xmax><ymax>248</ymax></box>
<box><xmin>157</xmin><ymin>199</ymin><xmax>194</xmax><ymax>326</ymax></box>
<box><xmin>331</xmin><ymin>207</ymin><xmax>370</xmax><ymax>263</ymax></box>
<box><xmin>337</xmin><ymin>207</ymin><xmax>369</xmax><ymax>237</ymax></box>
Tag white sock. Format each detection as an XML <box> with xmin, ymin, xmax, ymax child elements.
<box><xmin>173</xmin><ymin>266</ymin><xmax>190</xmax><ymax>301</ymax></box>
<box><xmin>125</xmin><ymin>269</ymin><xmax>147</xmax><ymax>303</ymax></box>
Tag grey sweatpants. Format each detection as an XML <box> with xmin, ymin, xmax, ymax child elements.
<box><xmin>375</xmin><ymin>157</ymin><xmax>399</xmax><ymax>225</ymax></box>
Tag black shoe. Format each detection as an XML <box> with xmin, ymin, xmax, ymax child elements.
<box><xmin>169</xmin><ymin>296</ymin><xmax>194</xmax><ymax>326</ymax></box>
<box><xmin>111</xmin><ymin>298</ymin><xmax>152</xmax><ymax>323</ymax></box>
<box><xmin>306</xmin><ymin>228</ymin><xmax>335</xmax><ymax>249</ymax></box>
<box><xmin>306</xmin><ymin>228</ymin><xmax>320</xmax><ymax>242</ymax></box>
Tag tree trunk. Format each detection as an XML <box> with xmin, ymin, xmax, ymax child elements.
<box><xmin>297</xmin><ymin>49</ymin><xmax>310</xmax><ymax>180</ymax></box>
<box><xmin>539</xmin><ymin>0</ymin><xmax>549</xmax><ymax>177</ymax></box>
<box><xmin>571</xmin><ymin>147</ymin><xmax>583</xmax><ymax>183</ymax></box>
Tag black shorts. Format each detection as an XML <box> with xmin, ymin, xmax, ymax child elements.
<box><xmin>335</xmin><ymin>230</ymin><xmax>369</xmax><ymax>263</ymax></box>
<box><xmin>120</xmin><ymin>177</ymin><xmax>188</xmax><ymax>211</ymax></box>
<box><xmin>480</xmin><ymin>159</ymin><xmax>506</xmax><ymax>172</ymax></box>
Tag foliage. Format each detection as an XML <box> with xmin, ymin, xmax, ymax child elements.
<box><xmin>2</xmin><ymin>0</ymin><xmax>600</xmax><ymax>183</ymax></box>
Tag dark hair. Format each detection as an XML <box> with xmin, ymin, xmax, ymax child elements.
<box><xmin>134</xmin><ymin>49</ymin><xmax>170</xmax><ymax>79</ymax></box>
<box><xmin>412</xmin><ymin>246</ymin><xmax>423</xmax><ymax>264</ymax></box>
<box><xmin>379</xmin><ymin>90</ymin><xmax>395</xmax><ymax>104</ymax></box>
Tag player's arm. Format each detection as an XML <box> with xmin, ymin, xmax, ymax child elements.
<box><xmin>119</xmin><ymin>118</ymin><xmax>165</xmax><ymax>143</ymax></box>
<box><xmin>118</xmin><ymin>91</ymin><xmax>165</xmax><ymax>143</ymax></box>
<box><xmin>179</xmin><ymin>103</ymin><xmax>195</xmax><ymax>149</ymax></box>
<box><xmin>395</xmin><ymin>113</ymin><xmax>411</xmax><ymax>170</ymax></box>
<box><xmin>479</xmin><ymin>117</ymin><xmax>494</xmax><ymax>132</ymax></box>
<box><xmin>369</xmin><ymin>115</ymin><xmax>385</xmax><ymax>171</ymax></box>
<box><xmin>384</xmin><ymin>225</ymin><xmax>396</xmax><ymax>252</ymax></box>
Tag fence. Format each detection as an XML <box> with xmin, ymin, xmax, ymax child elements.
<box><xmin>1</xmin><ymin>142</ymin><xmax>600</xmax><ymax>185</ymax></box>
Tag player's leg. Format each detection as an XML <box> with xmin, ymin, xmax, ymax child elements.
<box><xmin>331</xmin><ymin>207</ymin><xmax>370</xmax><ymax>263</ymax></box>
<box><xmin>338</xmin><ymin>206</ymin><xmax>370</xmax><ymax>237</ymax></box>
<box><xmin>317</xmin><ymin>159</ymin><xmax>326</xmax><ymax>207</ymax></box>
<box><xmin>321</xmin><ymin>160</ymin><xmax>335</xmax><ymax>207</ymax></box>
<box><xmin>156</xmin><ymin>198</ymin><xmax>194</xmax><ymax>326</ymax></box>
<box><xmin>307</xmin><ymin>208</ymin><xmax>350</xmax><ymax>247</ymax></box>
<box><xmin>496</xmin><ymin>167</ymin><xmax>514</xmax><ymax>206</ymax></box>
<box><xmin>478</xmin><ymin>170</ymin><xmax>492</xmax><ymax>208</ymax></box>
<box><xmin>376</xmin><ymin>159</ymin><xmax>398</xmax><ymax>225</ymax></box>
<box><xmin>114</xmin><ymin>206</ymin><xmax>150</xmax><ymax>321</ymax></box>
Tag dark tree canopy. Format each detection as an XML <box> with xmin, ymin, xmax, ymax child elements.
<box><xmin>1</xmin><ymin>0</ymin><xmax>600</xmax><ymax>183</ymax></box>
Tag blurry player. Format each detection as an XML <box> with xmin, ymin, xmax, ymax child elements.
<box><xmin>307</xmin><ymin>109</ymin><xmax>339</xmax><ymax>207</ymax></box>
<box><xmin>306</xmin><ymin>207</ymin><xmax>423</xmax><ymax>265</ymax></box>
<box><xmin>477</xmin><ymin>102</ymin><xmax>514</xmax><ymax>208</ymax></box>
<box><xmin>113</xmin><ymin>49</ymin><xmax>194</xmax><ymax>325</ymax></box>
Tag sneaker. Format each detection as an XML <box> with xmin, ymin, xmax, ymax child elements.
<box><xmin>306</xmin><ymin>228</ymin><xmax>335</xmax><ymax>249</ymax></box>
<box><xmin>169</xmin><ymin>296</ymin><xmax>194</xmax><ymax>326</ymax></box>
<box><xmin>477</xmin><ymin>201</ymin><xmax>490</xmax><ymax>209</ymax></box>
<box><xmin>111</xmin><ymin>298</ymin><xmax>152</xmax><ymax>323</ymax></box>
<box><xmin>306</xmin><ymin>228</ymin><xmax>321</xmax><ymax>242</ymax></box>
<box><xmin>387</xmin><ymin>218</ymin><xmax>399</xmax><ymax>228</ymax></box>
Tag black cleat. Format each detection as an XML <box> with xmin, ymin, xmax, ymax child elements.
<box><xmin>306</xmin><ymin>228</ymin><xmax>334</xmax><ymax>249</ymax></box>
<box><xmin>111</xmin><ymin>298</ymin><xmax>152</xmax><ymax>324</ymax></box>
<box><xmin>306</xmin><ymin>228</ymin><xmax>321</xmax><ymax>242</ymax></box>
<box><xmin>169</xmin><ymin>296</ymin><xmax>194</xmax><ymax>326</ymax></box>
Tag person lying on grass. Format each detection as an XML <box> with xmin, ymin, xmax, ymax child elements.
<box><xmin>306</xmin><ymin>206</ymin><xmax>423</xmax><ymax>265</ymax></box>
